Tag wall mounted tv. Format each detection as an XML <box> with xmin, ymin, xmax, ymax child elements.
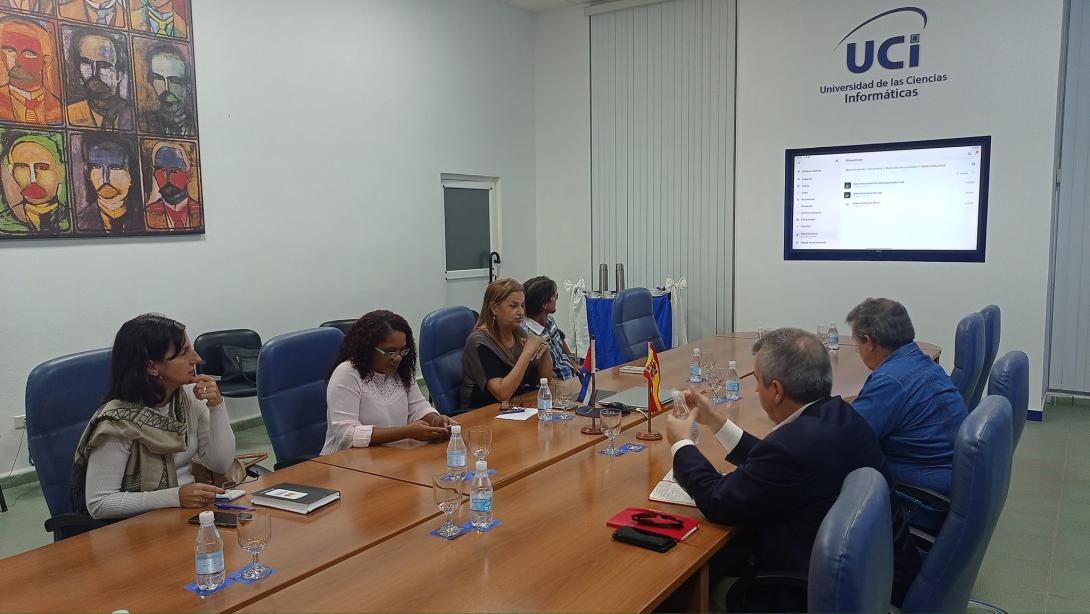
<box><xmin>784</xmin><ymin>136</ymin><xmax>990</xmax><ymax>262</ymax></box>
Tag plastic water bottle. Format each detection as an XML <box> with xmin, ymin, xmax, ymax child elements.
<box><xmin>725</xmin><ymin>360</ymin><xmax>741</xmax><ymax>401</ymax></box>
<box><xmin>195</xmin><ymin>510</ymin><xmax>226</xmax><ymax>591</ymax></box>
<box><xmin>828</xmin><ymin>323</ymin><xmax>840</xmax><ymax>350</ymax></box>
<box><xmin>469</xmin><ymin>460</ymin><xmax>494</xmax><ymax>530</ymax></box>
<box><xmin>688</xmin><ymin>348</ymin><xmax>702</xmax><ymax>383</ymax></box>
<box><xmin>446</xmin><ymin>424</ymin><xmax>467</xmax><ymax>480</ymax></box>
<box><xmin>537</xmin><ymin>378</ymin><xmax>553</xmax><ymax>422</ymax></box>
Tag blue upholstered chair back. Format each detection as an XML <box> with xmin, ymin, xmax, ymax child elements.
<box><xmin>419</xmin><ymin>306</ymin><xmax>476</xmax><ymax>415</ymax></box>
<box><xmin>950</xmin><ymin>312</ymin><xmax>986</xmax><ymax>409</ymax></box>
<box><xmin>988</xmin><ymin>350</ymin><xmax>1029</xmax><ymax>449</ymax></box>
<box><xmin>26</xmin><ymin>349</ymin><xmax>111</xmax><ymax>522</ymax></box>
<box><xmin>901</xmin><ymin>395</ymin><xmax>1013</xmax><ymax>613</ymax></box>
<box><xmin>611</xmin><ymin>288</ymin><xmax>665</xmax><ymax>363</ymax></box>
<box><xmin>969</xmin><ymin>305</ymin><xmax>1001</xmax><ymax>410</ymax></box>
<box><xmin>808</xmin><ymin>467</ymin><xmax>893</xmax><ymax>614</ymax></box>
<box><xmin>256</xmin><ymin>327</ymin><xmax>344</xmax><ymax>464</ymax></box>
<box><xmin>194</xmin><ymin>328</ymin><xmax>262</xmax><ymax>398</ymax></box>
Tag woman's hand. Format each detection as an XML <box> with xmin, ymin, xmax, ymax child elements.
<box><xmin>179</xmin><ymin>483</ymin><xmax>224</xmax><ymax>508</ymax></box>
<box><xmin>406</xmin><ymin>420</ymin><xmax>451</xmax><ymax>442</ymax></box>
<box><xmin>426</xmin><ymin>413</ymin><xmax>456</xmax><ymax>429</ymax></box>
<box><xmin>191</xmin><ymin>374</ymin><xmax>224</xmax><ymax>407</ymax></box>
<box><xmin>521</xmin><ymin>335</ymin><xmax>546</xmax><ymax>361</ymax></box>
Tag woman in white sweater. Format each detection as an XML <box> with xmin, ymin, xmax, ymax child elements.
<box><xmin>320</xmin><ymin>310</ymin><xmax>455</xmax><ymax>454</ymax></box>
<box><xmin>73</xmin><ymin>314</ymin><xmax>237</xmax><ymax>520</ymax></box>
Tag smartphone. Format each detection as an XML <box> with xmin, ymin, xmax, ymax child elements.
<box><xmin>187</xmin><ymin>511</ymin><xmax>251</xmax><ymax>528</ymax></box>
<box><xmin>612</xmin><ymin>526</ymin><xmax>677</xmax><ymax>552</ymax></box>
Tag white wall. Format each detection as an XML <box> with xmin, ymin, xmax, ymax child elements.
<box><xmin>733</xmin><ymin>0</ymin><xmax>1064</xmax><ymax>407</ymax></box>
<box><xmin>0</xmin><ymin>0</ymin><xmax>537</xmax><ymax>476</ymax></box>
<box><xmin>533</xmin><ymin>5</ymin><xmax>591</xmax><ymax>334</ymax></box>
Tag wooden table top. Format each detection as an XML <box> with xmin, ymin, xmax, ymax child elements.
<box><xmin>238</xmin><ymin>416</ymin><xmax>761</xmax><ymax>614</ymax></box>
<box><xmin>0</xmin><ymin>462</ymin><xmax>436</xmax><ymax>613</ymax></box>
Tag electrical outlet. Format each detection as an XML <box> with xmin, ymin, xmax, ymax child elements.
<box><xmin>12</xmin><ymin>415</ymin><xmax>25</xmax><ymax>430</ymax></box>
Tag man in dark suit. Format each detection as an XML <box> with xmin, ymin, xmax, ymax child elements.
<box><xmin>666</xmin><ymin>327</ymin><xmax>920</xmax><ymax>612</ymax></box>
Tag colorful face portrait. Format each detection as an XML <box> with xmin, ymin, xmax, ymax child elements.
<box><xmin>59</xmin><ymin>0</ymin><xmax>125</xmax><ymax>28</ymax></box>
<box><xmin>70</xmin><ymin>131</ymin><xmax>141</xmax><ymax>234</ymax></box>
<box><xmin>141</xmin><ymin>137</ymin><xmax>199</xmax><ymax>231</ymax></box>
<box><xmin>129</xmin><ymin>0</ymin><xmax>188</xmax><ymax>39</ymax></box>
<box><xmin>133</xmin><ymin>37</ymin><xmax>194</xmax><ymax>136</ymax></box>
<box><xmin>3</xmin><ymin>1</ymin><xmax>54</xmax><ymax>16</ymax></box>
<box><xmin>0</xmin><ymin>127</ymin><xmax>69</xmax><ymax>235</ymax></box>
<box><xmin>0</xmin><ymin>14</ymin><xmax>62</xmax><ymax>125</ymax></box>
<box><xmin>62</xmin><ymin>25</ymin><xmax>132</xmax><ymax>129</ymax></box>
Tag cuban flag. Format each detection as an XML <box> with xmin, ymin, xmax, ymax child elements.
<box><xmin>578</xmin><ymin>338</ymin><xmax>596</xmax><ymax>405</ymax></box>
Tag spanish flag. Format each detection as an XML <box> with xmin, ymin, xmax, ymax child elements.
<box><xmin>643</xmin><ymin>339</ymin><xmax>663</xmax><ymax>413</ymax></box>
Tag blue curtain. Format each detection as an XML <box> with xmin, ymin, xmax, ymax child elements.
<box><xmin>585</xmin><ymin>293</ymin><xmax>672</xmax><ymax>369</ymax></box>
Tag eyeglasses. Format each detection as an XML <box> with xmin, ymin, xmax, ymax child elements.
<box><xmin>374</xmin><ymin>347</ymin><xmax>411</xmax><ymax>360</ymax></box>
<box><xmin>632</xmin><ymin>511</ymin><xmax>684</xmax><ymax>529</ymax></box>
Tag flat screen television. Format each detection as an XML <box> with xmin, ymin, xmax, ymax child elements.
<box><xmin>784</xmin><ymin>136</ymin><xmax>991</xmax><ymax>262</ymax></box>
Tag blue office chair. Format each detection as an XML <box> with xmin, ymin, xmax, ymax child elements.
<box><xmin>901</xmin><ymin>395</ymin><xmax>1013</xmax><ymax>614</ymax></box>
<box><xmin>194</xmin><ymin>328</ymin><xmax>262</xmax><ymax>398</ymax></box>
<box><xmin>950</xmin><ymin>312</ymin><xmax>986</xmax><ymax>409</ymax></box>
<box><xmin>26</xmin><ymin>349</ymin><xmax>112</xmax><ymax>540</ymax></box>
<box><xmin>968</xmin><ymin>305</ymin><xmax>1001</xmax><ymax>410</ymax></box>
<box><xmin>320</xmin><ymin>319</ymin><xmax>356</xmax><ymax>335</ymax></box>
<box><xmin>419</xmin><ymin>306</ymin><xmax>476</xmax><ymax>415</ymax></box>
<box><xmin>988</xmin><ymin>351</ymin><xmax>1029</xmax><ymax>450</ymax></box>
<box><xmin>808</xmin><ymin>467</ymin><xmax>893</xmax><ymax>613</ymax></box>
<box><xmin>612</xmin><ymin>288</ymin><xmax>665</xmax><ymax>363</ymax></box>
<box><xmin>257</xmin><ymin>327</ymin><xmax>344</xmax><ymax>469</ymax></box>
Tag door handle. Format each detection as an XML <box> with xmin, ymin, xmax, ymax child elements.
<box><xmin>488</xmin><ymin>251</ymin><xmax>501</xmax><ymax>283</ymax></box>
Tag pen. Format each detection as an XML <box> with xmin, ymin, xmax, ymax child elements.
<box><xmin>498</xmin><ymin>408</ymin><xmax>526</xmax><ymax>415</ymax></box>
<box><xmin>215</xmin><ymin>503</ymin><xmax>252</xmax><ymax>511</ymax></box>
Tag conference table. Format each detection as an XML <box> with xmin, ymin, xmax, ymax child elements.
<box><xmin>0</xmin><ymin>333</ymin><xmax>940</xmax><ymax>613</ymax></box>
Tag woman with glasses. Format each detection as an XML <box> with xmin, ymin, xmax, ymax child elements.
<box><xmin>320</xmin><ymin>310</ymin><xmax>455</xmax><ymax>453</ymax></box>
<box><xmin>73</xmin><ymin>314</ymin><xmax>237</xmax><ymax>520</ymax></box>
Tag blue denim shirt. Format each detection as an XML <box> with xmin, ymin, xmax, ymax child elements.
<box><xmin>851</xmin><ymin>341</ymin><xmax>968</xmax><ymax>495</ymax></box>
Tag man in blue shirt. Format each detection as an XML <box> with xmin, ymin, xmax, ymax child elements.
<box><xmin>846</xmin><ymin>298</ymin><xmax>968</xmax><ymax>530</ymax></box>
<box><xmin>522</xmin><ymin>276</ymin><xmax>578</xmax><ymax>380</ymax></box>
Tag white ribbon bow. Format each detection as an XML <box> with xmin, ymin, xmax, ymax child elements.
<box><xmin>564</xmin><ymin>278</ymin><xmax>590</xmax><ymax>356</ymax></box>
<box><xmin>664</xmin><ymin>276</ymin><xmax>688</xmax><ymax>292</ymax></box>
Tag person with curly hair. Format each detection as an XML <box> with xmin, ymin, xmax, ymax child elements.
<box><xmin>320</xmin><ymin>310</ymin><xmax>455</xmax><ymax>453</ymax></box>
<box><xmin>460</xmin><ymin>278</ymin><xmax>553</xmax><ymax>410</ymax></box>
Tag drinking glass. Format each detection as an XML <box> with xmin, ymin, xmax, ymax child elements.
<box><xmin>599</xmin><ymin>408</ymin><xmax>623</xmax><ymax>456</ymax></box>
<box><xmin>469</xmin><ymin>425</ymin><xmax>492</xmax><ymax>462</ymax></box>
<box><xmin>706</xmin><ymin>365</ymin><xmax>727</xmax><ymax>403</ymax></box>
<box><xmin>237</xmin><ymin>508</ymin><xmax>272</xmax><ymax>580</ymax></box>
<box><xmin>553</xmin><ymin>379</ymin><xmax>576</xmax><ymax>421</ymax></box>
<box><xmin>816</xmin><ymin>325</ymin><xmax>830</xmax><ymax>349</ymax></box>
<box><xmin>432</xmin><ymin>474</ymin><xmax>464</xmax><ymax>538</ymax></box>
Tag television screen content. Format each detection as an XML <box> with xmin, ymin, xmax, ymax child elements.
<box><xmin>785</xmin><ymin>136</ymin><xmax>991</xmax><ymax>262</ymax></box>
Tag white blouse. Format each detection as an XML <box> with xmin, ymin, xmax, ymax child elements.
<box><xmin>84</xmin><ymin>384</ymin><xmax>236</xmax><ymax>520</ymax></box>
<box><xmin>320</xmin><ymin>361</ymin><xmax>439</xmax><ymax>453</ymax></box>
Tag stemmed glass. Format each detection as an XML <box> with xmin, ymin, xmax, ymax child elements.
<box><xmin>599</xmin><ymin>408</ymin><xmax>623</xmax><ymax>456</ymax></box>
<box><xmin>469</xmin><ymin>425</ymin><xmax>492</xmax><ymax>464</ymax></box>
<box><xmin>706</xmin><ymin>365</ymin><xmax>727</xmax><ymax>403</ymax></box>
<box><xmin>237</xmin><ymin>508</ymin><xmax>272</xmax><ymax>580</ymax></box>
<box><xmin>553</xmin><ymin>379</ymin><xmax>576</xmax><ymax>421</ymax></box>
<box><xmin>432</xmin><ymin>474</ymin><xmax>464</xmax><ymax>538</ymax></box>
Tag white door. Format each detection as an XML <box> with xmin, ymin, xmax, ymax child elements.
<box><xmin>442</xmin><ymin>177</ymin><xmax>500</xmax><ymax>311</ymax></box>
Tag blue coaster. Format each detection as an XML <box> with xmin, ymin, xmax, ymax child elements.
<box><xmin>619</xmin><ymin>443</ymin><xmax>647</xmax><ymax>453</ymax></box>
<box><xmin>184</xmin><ymin>576</ymin><xmax>236</xmax><ymax>596</ymax></box>
<box><xmin>440</xmin><ymin>471</ymin><xmax>467</xmax><ymax>482</ymax></box>
<box><xmin>430</xmin><ymin>524</ymin><xmax>467</xmax><ymax>540</ymax></box>
<box><xmin>460</xmin><ymin>518</ymin><xmax>502</xmax><ymax>532</ymax></box>
<box><xmin>599</xmin><ymin>447</ymin><xmax>628</xmax><ymax>456</ymax></box>
<box><xmin>228</xmin><ymin>565</ymin><xmax>278</xmax><ymax>585</ymax></box>
<box><xmin>464</xmin><ymin>468</ymin><xmax>498</xmax><ymax>480</ymax></box>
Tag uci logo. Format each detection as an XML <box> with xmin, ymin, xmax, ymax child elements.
<box><xmin>837</xmin><ymin>7</ymin><xmax>927</xmax><ymax>74</ymax></box>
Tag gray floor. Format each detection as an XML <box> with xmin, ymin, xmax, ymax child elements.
<box><xmin>1</xmin><ymin>404</ymin><xmax>1087</xmax><ymax>613</ymax></box>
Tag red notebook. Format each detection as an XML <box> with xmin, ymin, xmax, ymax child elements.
<box><xmin>606</xmin><ymin>507</ymin><xmax>700</xmax><ymax>541</ymax></box>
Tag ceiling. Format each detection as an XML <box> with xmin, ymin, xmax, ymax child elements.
<box><xmin>503</xmin><ymin>0</ymin><xmax>593</xmax><ymax>12</ymax></box>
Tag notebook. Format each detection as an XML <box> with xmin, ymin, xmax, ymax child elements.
<box><xmin>606</xmin><ymin>506</ymin><xmax>700</xmax><ymax>541</ymax></box>
<box><xmin>648</xmin><ymin>469</ymin><xmax>697</xmax><ymax>507</ymax></box>
<box><xmin>597</xmin><ymin>385</ymin><xmax>674</xmax><ymax>409</ymax></box>
<box><xmin>251</xmin><ymin>483</ymin><xmax>340</xmax><ymax>514</ymax></box>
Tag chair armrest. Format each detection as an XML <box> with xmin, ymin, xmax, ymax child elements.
<box><xmin>746</xmin><ymin>571</ymin><xmax>809</xmax><ymax>592</ymax></box>
<box><xmin>44</xmin><ymin>513</ymin><xmax>108</xmax><ymax>535</ymax></box>
<box><xmin>247</xmin><ymin>464</ymin><xmax>272</xmax><ymax>477</ymax></box>
<box><xmin>909</xmin><ymin>526</ymin><xmax>936</xmax><ymax>554</ymax></box>
<box><xmin>273</xmin><ymin>456</ymin><xmax>315</xmax><ymax>471</ymax></box>
<box><xmin>895</xmin><ymin>482</ymin><xmax>951</xmax><ymax>513</ymax></box>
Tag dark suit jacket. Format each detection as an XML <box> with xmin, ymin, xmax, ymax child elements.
<box><xmin>674</xmin><ymin>395</ymin><xmax>920</xmax><ymax>603</ymax></box>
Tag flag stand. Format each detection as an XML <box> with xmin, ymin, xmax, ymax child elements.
<box><xmin>579</xmin><ymin>370</ymin><xmax>602</xmax><ymax>435</ymax></box>
<box><xmin>637</xmin><ymin>336</ymin><xmax>662</xmax><ymax>441</ymax></box>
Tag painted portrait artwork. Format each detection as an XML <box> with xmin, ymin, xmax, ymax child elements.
<box><xmin>0</xmin><ymin>0</ymin><xmax>202</xmax><ymax>240</ymax></box>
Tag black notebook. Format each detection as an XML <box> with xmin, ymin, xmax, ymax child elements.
<box><xmin>251</xmin><ymin>482</ymin><xmax>341</xmax><ymax>514</ymax></box>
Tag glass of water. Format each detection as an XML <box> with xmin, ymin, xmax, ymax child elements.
<box><xmin>469</xmin><ymin>425</ymin><xmax>492</xmax><ymax>462</ymax></box>
<box><xmin>599</xmin><ymin>408</ymin><xmax>623</xmax><ymax>456</ymax></box>
<box><xmin>553</xmin><ymin>379</ymin><xmax>576</xmax><ymax>421</ymax></box>
<box><xmin>816</xmin><ymin>325</ymin><xmax>830</xmax><ymax>349</ymax></box>
<box><xmin>432</xmin><ymin>474</ymin><xmax>464</xmax><ymax>538</ymax></box>
<box><xmin>237</xmin><ymin>508</ymin><xmax>272</xmax><ymax>580</ymax></box>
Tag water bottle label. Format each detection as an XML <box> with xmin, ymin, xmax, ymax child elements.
<box><xmin>727</xmin><ymin>381</ymin><xmax>740</xmax><ymax>392</ymax></box>
<box><xmin>689</xmin><ymin>365</ymin><xmax>702</xmax><ymax>382</ymax></box>
<box><xmin>538</xmin><ymin>400</ymin><xmax>552</xmax><ymax>410</ymax></box>
<box><xmin>447</xmin><ymin>451</ymin><xmax>466</xmax><ymax>467</ymax></box>
<box><xmin>470</xmin><ymin>492</ymin><xmax>493</xmax><ymax>512</ymax></box>
<box><xmin>829</xmin><ymin>334</ymin><xmax>839</xmax><ymax>345</ymax></box>
<box><xmin>196</xmin><ymin>551</ymin><xmax>224</xmax><ymax>575</ymax></box>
